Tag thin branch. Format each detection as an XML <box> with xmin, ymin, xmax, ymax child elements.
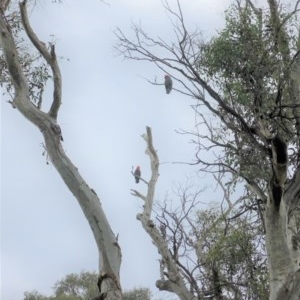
<box><xmin>115</xmin><ymin>18</ymin><xmax>269</xmax><ymax>156</ymax></box>
<box><xmin>130</xmin><ymin>189</ymin><xmax>146</xmax><ymax>201</ymax></box>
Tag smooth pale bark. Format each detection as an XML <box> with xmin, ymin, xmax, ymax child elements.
<box><xmin>253</xmin><ymin>130</ymin><xmax>300</xmax><ymax>300</ymax></box>
<box><xmin>265</xmin><ymin>200</ymin><xmax>295</xmax><ymax>299</ymax></box>
<box><xmin>131</xmin><ymin>127</ymin><xmax>196</xmax><ymax>300</ymax></box>
<box><xmin>267</xmin><ymin>152</ymin><xmax>300</xmax><ymax>300</ymax></box>
<box><xmin>0</xmin><ymin>3</ymin><xmax>122</xmax><ymax>299</ymax></box>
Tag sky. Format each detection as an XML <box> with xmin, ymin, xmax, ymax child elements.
<box><xmin>1</xmin><ymin>0</ymin><xmax>232</xmax><ymax>299</ymax></box>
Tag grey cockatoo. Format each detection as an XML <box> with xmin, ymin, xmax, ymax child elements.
<box><xmin>134</xmin><ymin>166</ymin><xmax>141</xmax><ymax>183</ymax></box>
<box><xmin>164</xmin><ymin>75</ymin><xmax>173</xmax><ymax>94</ymax></box>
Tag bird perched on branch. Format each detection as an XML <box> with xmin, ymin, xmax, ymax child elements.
<box><xmin>164</xmin><ymin>75</ymin><xmax>173</xmax><ymax>94</ymax></box>
<box><xmin>134</xmin><ymin>166</ymin><xmax>141</xmax><ymax>183</ymax></box>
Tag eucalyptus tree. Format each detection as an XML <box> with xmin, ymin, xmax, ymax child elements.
<box><xmin>115</xmin><ymin>0</ymin><xmax>300</xmax><ymax>299</ymax></box>
<box><xmin>23</xmin><ymin>271</ymin><xmax>151</xmax><ymax>300</ymax></box>
<box><xmin>3</xmin><ymin>0</ymin><xmax>300</xmax><ymax>299</ymax></box>
<box><xmin>0</xmin><ymin>2</ymin><xmax>121</xmax><ymax>299</ymax></box>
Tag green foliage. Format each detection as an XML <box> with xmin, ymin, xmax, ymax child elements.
<box><xmin>123</xmin><ymin>287</ymin><xmax>151</xmax><ymax>300</ymax></box>
<box><xmin>195</xmin><ymin>208</ymin><xmax>269</xmax><ymax>299</ymax></box>
<box><xmin>22</xmin><ymin>271</ymin><xmax>152</xmax><ymax>300</ymax></box>
<box><xmin>156</xmin><ymin>189</ymin><xmax>269</xmax><ymax>300</ymax></box>
<box><xmin>201</xmin><ymin>3</ymin><xmax>298</xmax><ymax>105</ymax></box>
<box><xmin>196</xmin><ymin>2</ymin><xmax>300</xmax><ymax>186</ymax></box>
<box><xmin>24</xmin><ymin>290</ymin><xmax>49</xmax><ymax>300</ymax></box>
<box><xmin>0</xmin><ymin>6</ymin><xmax>51</xmax><ymax>107</ymax></box>
<box><xmin>53</xmin><ymin>271</ymin><xmax>99</xmax><ymax>299</ymax></box>
<box><xmin>22</xmin><ymin>271</ymin><xmax>98</xmax><ymax>300</ymax></box>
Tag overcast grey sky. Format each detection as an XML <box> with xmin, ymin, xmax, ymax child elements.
<box><xmin>1</xmin><ymin>1</ymin><xmax>232</xmax><ymax>299</ymax></box>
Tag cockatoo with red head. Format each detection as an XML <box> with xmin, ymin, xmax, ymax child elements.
<box><xmin>134</xmin><ymin>166</ymin><xmax>141</xmax><ymax>183</ymax></box>
<box><xmin>164</xmin><ymin>75</ymin><xmax>173</xmax><ymax>94</ymax></box>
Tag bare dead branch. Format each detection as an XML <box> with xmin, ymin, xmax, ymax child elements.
<box><xmin>154</xmin><ymin>182</ymin><xmax>266</xmax><ymax>298</ymax></box>
<box><xmin>115</xmin><ymin>14</ymin><xmax>270</xmax><ymax>158</ymax></box>
<box><xmin>141</xmin><ymin>126</ymin><xmax>160</xmax><ymax>219</ymax></box>
<box><xmin>132</xmin><ymin>127</ymin><xmax>195</xmax><ymax>299</ymax></box>
<box><xmin>130</xmin><ymin>189</ymin><xmax>146</xmax><ymax>201</ymax></box>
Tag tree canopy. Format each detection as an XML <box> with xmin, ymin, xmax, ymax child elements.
<box><xmin>23</xmin><ymin>271</ymin><xmax>151</xmax><ymax>300</ymax></box>
<box><xmin>2</xmin><ymin>0</ymin><xmax>300</xmax><ymax>299</ymax></box>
